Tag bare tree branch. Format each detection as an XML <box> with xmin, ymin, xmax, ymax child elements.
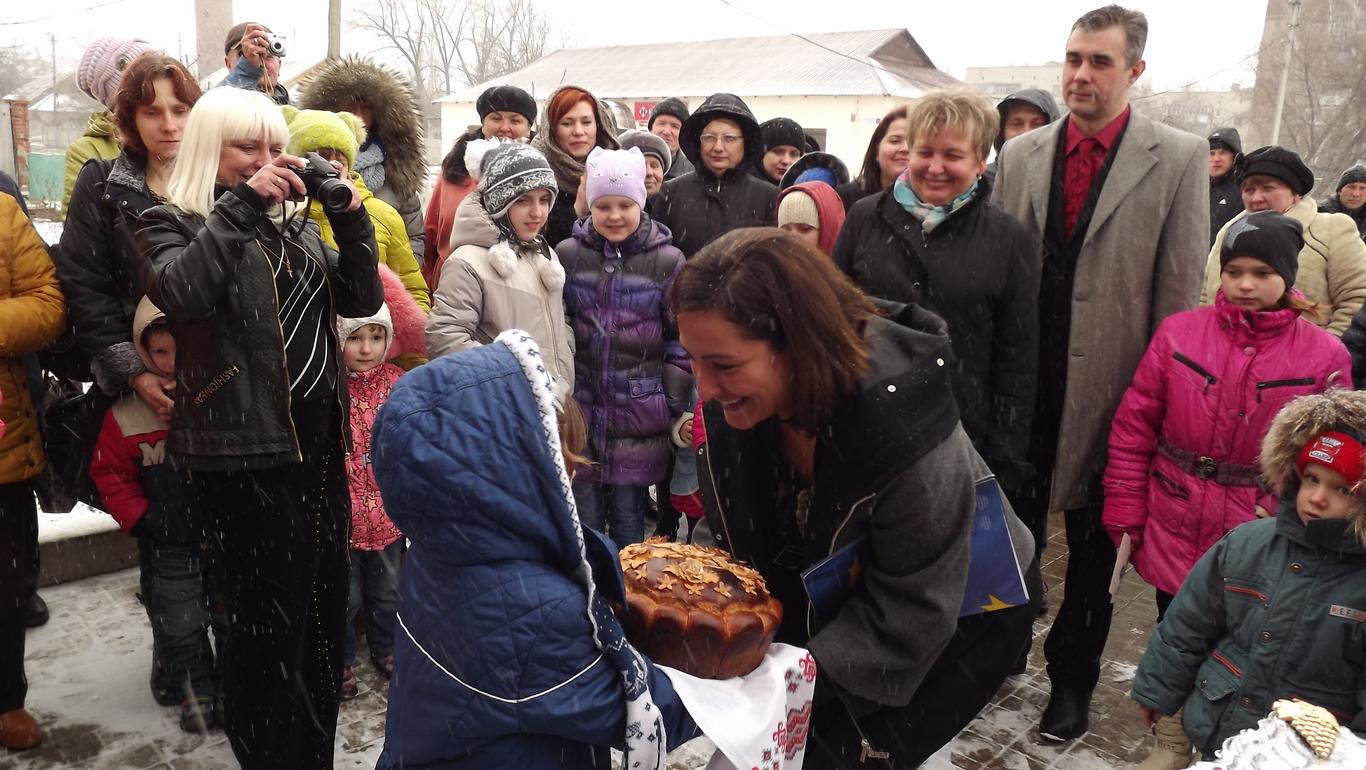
<box><xmin>350</xmin><ymin>0</ymin><xmax>551</xmax><ymax>112</ymax></box>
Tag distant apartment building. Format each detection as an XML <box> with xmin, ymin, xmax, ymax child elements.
<box><xmin>1133</xmin><ymin>88</ymin><xmax>1252</xmax><ymax>138</ymax></box>
<box><xmin>964</xmin><ymin>63</ymin><xmax>1063</xmax><ymax>101</ymax></box>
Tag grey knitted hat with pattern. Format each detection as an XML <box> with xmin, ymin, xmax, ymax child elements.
<box><xmin>478</xmin><ymin>141</ymin><xmax>558</xmax><ymax>220</ymax></box>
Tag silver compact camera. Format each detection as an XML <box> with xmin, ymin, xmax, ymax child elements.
<box><xmin>266</xmin><ymin>34</ymin><xmax>287</xmax><ymax>57</ymax></box>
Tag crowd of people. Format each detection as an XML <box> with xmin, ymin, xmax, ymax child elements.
<box><xmin>3</xmin><ymin>3</ymin><xmax>1366</xmax><ymax>769</ymax></box>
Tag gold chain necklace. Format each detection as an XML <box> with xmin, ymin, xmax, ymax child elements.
<box><xmin>256</xmin><ymin>237</ymin><xmax>293</xmax><ymax>279</ymax></box>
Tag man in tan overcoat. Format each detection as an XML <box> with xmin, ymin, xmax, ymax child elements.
<box><xmin>992</xmin><ymin>4</ymin><xmax>1208</xmax><ymax>743</ymax></box>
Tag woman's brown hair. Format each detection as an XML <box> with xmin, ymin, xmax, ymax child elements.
<box><xmin>558</xmin><ymin>398</ymin><xmax>591</xmax><ymax>479</ymax></box>
<box><xmin>671</xmin><ymin>227</ymin><xmax>879</xmax><ymax>431</ymax></box>
<box><xmin>112</xmin><ymin>52</ymin><xmax>202</xmax><ymax>163</ymax></box>
<box><xmin>855</xmin><ymin>103</ymin><xmax>909</xmax><ymax>196</ymax></box>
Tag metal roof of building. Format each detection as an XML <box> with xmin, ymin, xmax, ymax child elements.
<box><xmin>437</xmin><ymin>29</ymin><xmax>960</xmax><ymax>103</ymax></box>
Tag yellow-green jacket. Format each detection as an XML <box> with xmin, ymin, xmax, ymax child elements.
<box><xmin>308</xmin><ymin>174</ymin><xmax>429</xmax><ymax>368</ymax></box>
<box><xmin>308</xmin><ymin>174</ymin><xmax>429</xmax><ymax>311</ymax></box>
<box><xmin>63</xmin><ymin>110</ymin><xmax>120</xmax><ymax>211</ymax></box>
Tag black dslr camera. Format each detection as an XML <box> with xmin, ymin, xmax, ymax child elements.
<box><xmin>291</xmin><ymin>152</ymin><xmax>352</xmax><ymax>214</ymax></box>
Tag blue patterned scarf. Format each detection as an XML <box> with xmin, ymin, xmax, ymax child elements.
<box><xmin>892</xmin><ymin>172</ymin><xmax>980</xmax><ymax>234</ymax></box>
<box><xmin>354</xmin><ymin>140</ymin><xmax>386</xmax><ymax>194</ymax></box>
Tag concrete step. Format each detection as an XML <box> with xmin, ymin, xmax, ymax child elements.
<box><xmin>37</xmin><ymin>503</ymin><xmax>137</xmax><ymax>587</ymax></box>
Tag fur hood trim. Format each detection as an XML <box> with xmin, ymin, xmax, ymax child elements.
<box><xmin>299</xmin><ymin>57</ymin><xmax>426</xmax><ymax>200</ymax></box>
<box><xmin>377</xmin><ymin>263</ymin><xmax>428</xmax><ymax>361</ymax></box>
<box><xmin>335</xmin><ymin>264</ymin><xmax>428</xmax><ymax>362</ymax></box>
<box><xmin>1261</xmin><ymin>389</ymin><xmax>1366</xmax><ymax>535</ymax></box>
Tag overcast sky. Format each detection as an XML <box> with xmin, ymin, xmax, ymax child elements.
<box><xmin>2</xmin><ymin>0</ymin><xmax>1272</xmax><ymax>93</ymax></box>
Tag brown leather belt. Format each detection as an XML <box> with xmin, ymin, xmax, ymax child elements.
<box><xmin>1157</xmin><ymin>437</ymin><xmax>1264</xmax><ymax>488</ymax></box>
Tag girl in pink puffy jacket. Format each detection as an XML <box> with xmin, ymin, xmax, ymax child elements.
<box><xmin>1103</xmin><ymin>211</ymin><xmax>1351</xmax><ymax>618</ymax></box>
<box><xmin>336</xmin><ymin>264</ymin><xmax>427</xmax><ymax>698</ymax></box>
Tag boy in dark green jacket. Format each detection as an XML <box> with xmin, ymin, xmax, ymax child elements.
<box><xmin>1132</xmin><ymin>389</ymin><xmax>1366</xmax><ymax>765</ymax></box>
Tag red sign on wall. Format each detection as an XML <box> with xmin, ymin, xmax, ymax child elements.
<box><xmin>634</xmin><ymin>101</ymin><xmax>656</xmax><ymax>122</ymax></box>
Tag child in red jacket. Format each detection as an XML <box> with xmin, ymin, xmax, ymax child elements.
<box><xmin>89</xmin><ymin>297</ymin><xmax>221</xmax><ymax>733</ymax></box>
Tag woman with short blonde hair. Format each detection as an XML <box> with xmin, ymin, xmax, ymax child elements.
<box><xmin>137</xmin><ymin>86</ymin><xmax>381</xmax><ymax>770</ymax></box>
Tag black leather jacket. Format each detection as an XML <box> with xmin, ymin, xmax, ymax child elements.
<box><xmin>137</xmin><ymin>183</ymin><xmax>381</xmax><ymax>470</ymax></box>
<box><xmin>55</xmin><ymin>155</ymin><xmax>158</xmax><ymax>390</ymax></box>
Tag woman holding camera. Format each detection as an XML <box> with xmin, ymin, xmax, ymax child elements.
<box><xmin>137</xmin><ymin>86</ymin><xmax>381</xmax><ymax>770</ymax></box>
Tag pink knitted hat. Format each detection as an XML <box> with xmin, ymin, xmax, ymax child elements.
<box><xmin>77</xmin><ymin>36</ymin><xmax>152</xmax><ymax>109</ymax></box>
<box><xmin>584</xmin><ymin>147</ymin><xmax>647</xmax><ymax>210</ymax></box>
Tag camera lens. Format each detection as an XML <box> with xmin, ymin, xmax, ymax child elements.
<box><xmin>316</xmin><ymin>179</ymin><xmax>352</xmax><ymax>214</ymax></box>
<box><xmin>269</xmin><ymin>39</ymin><xmax>286</xmax><ymax>56</ymax></box>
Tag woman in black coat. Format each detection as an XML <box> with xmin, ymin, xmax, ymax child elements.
<box><xmin>56</xmin><ymin>53</ymin><xmax>202</xmax><ymax>412</ymax></box>
<box><xmin>677</xmin><ymin>228</ymin><xmax>1040</xmax><ymax>768</ymax></box>
<box><xmin>650</xmin><ymin>93</ymin><xmax>777</xmax><ymax>258</ymax></box>
<box><xmin>137</xmin><ymin>86</ymin><xmax>381</xmax><ymax>770</ymax></box>
<box><xmin>832</xmin><ymin>89</ymin><xmax>1040</xmax><ymax>501</ymax></box>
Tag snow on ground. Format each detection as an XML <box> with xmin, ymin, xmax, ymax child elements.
<box><xmin>3</xmin><ymin>568</ymin><xmax>718</xmax><ymax>770</ymax></box>
<box><xmin>32</xmin><ymin>217</ymin><xmax>63</xmax><ymax>247</ymax></box>
<box><xmin>37</xmin><ymin>504</ymin><xmax>118</xmax><ymax>544</ymax></box>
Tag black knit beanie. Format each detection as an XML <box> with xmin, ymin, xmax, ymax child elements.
<box><xmin>760</xmin><ymin>117</ymin><xmax>805</xmax><ymax>152</ymax></box>
<box><xmin>1220</xmin><ymin>211</ymin><xmax>1304</xmax><ymax>287</ymax></box>
<box><xmin>648</xmin><ymin>98</ymin><xmax>690</xmax><ymax>129</ymax></box>
<box><xmin>1337</xmin><ymin>164</ymin><xmax>1366</xmax><ymax>192</ymax></box>
<box><xmin>477</xmin><ymin>85</ymin><xmax>537</xmax><ymax>124</ymax></box>
<box><xmin>1242</xmin><ymin>146</ymin><xmax>1315</xmax><ymax>196</ymax></box>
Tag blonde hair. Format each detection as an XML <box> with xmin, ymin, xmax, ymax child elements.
<box><xmin>904</xmin><ymin>88</ymin><xmax>999</xmax><ymax>164</ymax></box>
<box><xmin>167</xmin><ymin>87</ymin><xmax>291</xmax><ymax>218</ymax></box>
<box><xmin>1280</xmin><ymin>290</ymin><xmax>1326</xmax><ymax>322</ymax></box>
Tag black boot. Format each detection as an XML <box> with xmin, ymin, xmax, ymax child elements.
<box><xmin>21</xmin><ymin>594</ymin><xmax>48</xmax><ymax>628</ymax></box>
<box><xmin>1039</xmin><ymin>685</ymin><xmax>1092</xmax><ymax>742</ymax></box>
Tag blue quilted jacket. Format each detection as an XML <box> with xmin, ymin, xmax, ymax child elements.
<box><xmin>371</xmin><ymin>342</ymin><xmax>696</xmax><ymax>769</ymax></box>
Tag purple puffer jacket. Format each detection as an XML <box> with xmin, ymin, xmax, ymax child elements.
<box><xmin>1103</xmin><ymin>290</ymin><xmax>1351</xmax><ymax>595</ymax></box>
<box><xmin>557</xmin><ymin>215</ymin><xmax>690</xmax><ymax>485</ymax></box>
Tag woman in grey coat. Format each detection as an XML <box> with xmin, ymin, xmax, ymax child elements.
<box><xmin>677</xmin><ymin>228</ymin><xmax>1041</xmax><ymax>769</ymax></box>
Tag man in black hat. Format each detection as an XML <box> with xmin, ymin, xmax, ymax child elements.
<box><xmin>1320</xmin><ymin>164</ymin><xmax>1366</xmax><ymax>240</ymax></box>
<box><xmin>218</xmin><ymin>21</ymin><xmax>289</xmax><ymax>105</ymax></box>
<box><xmin>1207</xmin><ymin>127</ymin><xmax>1243</xmax><ymax>245</ymax></box>
<box><xmin>649</xmin><ymin>98</ymin><xmax>694</xmax><ymax>180</ymax></box>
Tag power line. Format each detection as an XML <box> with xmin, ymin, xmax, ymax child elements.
<box><xmin>1132</xmin><ymin>32</ymin><xmax>1286</xmax><ymax>101</ymax></box>
<box><xmin>0</xmin><ymin>0</ymin><xmax>128</xmax><ymax>27</ymax></box>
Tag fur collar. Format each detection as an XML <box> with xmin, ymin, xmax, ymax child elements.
<box><xmin>299</xmin><ymin>57</ymin><xmax>426</xmax><ymax>199</ymax></box>
<box><xmin>487</xmin><ymin>239</ymin><xmax>565</xmax><ymax>292</ymax></box>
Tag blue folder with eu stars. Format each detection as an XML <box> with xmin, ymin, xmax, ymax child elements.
<box><xmin>801</xmin><ymin>475</ymin><xmax>1029</xmax><ymax>626</ymax></box>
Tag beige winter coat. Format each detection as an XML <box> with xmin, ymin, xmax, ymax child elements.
<box><xmin>992</xmin><ymin>110</ymin><xmax>1209</xmax><ymax>512</ymax></box>
<box><xmin>1200</xmin><ymin>197</ymin><xmax>1366</xmax><ymax>335</ymax></box>
<box><xmin>426</xmin><ymin>194</ymin><xmax>575</xmax><ymax>398</ymax></box>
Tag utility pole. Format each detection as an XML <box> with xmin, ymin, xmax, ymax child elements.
<box><xmin>49</xmin><ymin>33</ymin><xmax>57</xmax><ymax>114</ymax></box>
<box><xmin>1269</xmin><ymin>0</ymin><xmax>1303</xmax><ymax>146</ymax></box>
<box><xmin>328</xmin><ymin>0</ymin><xmax>342</xmax><ymax>60</ymax></box>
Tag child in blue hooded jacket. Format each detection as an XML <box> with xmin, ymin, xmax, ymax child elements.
<box><xmin>371</xmin><ymin>329</ymin><xmax>697</xmax><ymax>769</ymax></box>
